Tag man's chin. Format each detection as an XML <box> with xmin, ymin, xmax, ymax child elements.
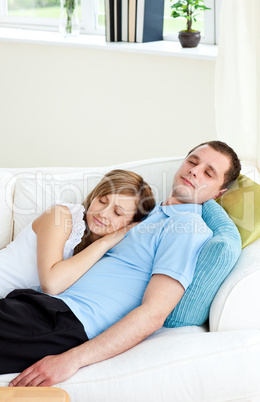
<box><xmin>172</xmin><ymin>189</ymin><xmax>194</xmax><ymax>204</ymax></box>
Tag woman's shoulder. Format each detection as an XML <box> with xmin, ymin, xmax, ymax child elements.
<box><xmin>56</xmin><ymin>202</ymin><xmax>85</xmax><ymax>218</ymax></box>
<box><xmin>32</xmin><ymin>203</ymin><xmax>73</xmax><ymax>234</ymax></box>
<box><xmin>53</xmin><ymin>203</ymin><xmax>85</xmax><ymax>227</ymax></box>
<box><xmin>55</xmin><ymin>202</ymin><xmax>86</xmax><ymax>257</ymax></box>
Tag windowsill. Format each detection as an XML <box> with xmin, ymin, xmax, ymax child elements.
<box><xmin>0</xmin><ymin>27</ymin><xmax>218</xmax><ymax>60</ymax></box>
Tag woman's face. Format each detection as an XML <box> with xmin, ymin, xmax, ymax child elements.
<box><xmin>86</xmin><ymin>193</ymin><xmax>138</xmax><ymax>240</ymax></box>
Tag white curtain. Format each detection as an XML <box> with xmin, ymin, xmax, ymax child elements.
<box><xmin>215</xmin><ymin>0</ymin><xmax>260</xmax><ymax>169</ymax></box>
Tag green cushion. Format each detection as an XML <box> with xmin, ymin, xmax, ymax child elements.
<box><xmin>216</xmin><ymin>174</ymin><xmax>260</xmax><ymax>248</ymax></box>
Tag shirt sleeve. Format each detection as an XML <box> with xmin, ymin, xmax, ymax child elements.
<box><xmin>152</xmin><ymin>213</ymin><xmax>213</xmax><ymax>290</ymax></box>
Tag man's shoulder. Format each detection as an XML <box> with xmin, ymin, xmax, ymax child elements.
<box><xmin>160</xmin><ymin>210</ymin><xmax>212</xmax><ymax>239</ymax></box>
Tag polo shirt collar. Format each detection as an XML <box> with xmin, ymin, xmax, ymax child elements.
<box><xmin>151</xmin><ymin>202</ymin><xmax>202</xmax><ymax>217</ymax></box>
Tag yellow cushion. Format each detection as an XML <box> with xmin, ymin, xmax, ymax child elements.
<box><xmin>216</xmin><ymin>174</ymin><xmax>260</xmax><ymax>248</ymax></box>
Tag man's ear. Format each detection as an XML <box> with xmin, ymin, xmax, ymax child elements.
<box><xmin>213</xmin><ymin>188</ymin><xmax>227</xmax><ymax>200</ymax></box>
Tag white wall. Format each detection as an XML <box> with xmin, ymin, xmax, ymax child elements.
<box><xmin>0</xmin><ymin>41</ymin><xmax>216</xmax><ymax>167</ymax></box>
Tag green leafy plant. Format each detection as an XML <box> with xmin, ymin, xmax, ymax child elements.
<box><xmin>170</xmin><ymin>0</ymin><xmax>211</xmax><ymax>32</ymax></box>
<box><xmin>64</xmin><ymin>0</ymin><xmax>75</xmax><ymax>33</ymax></box>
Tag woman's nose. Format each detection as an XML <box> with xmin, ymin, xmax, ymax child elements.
<box><xmin>99</xmin><ymin>207</ymin><xmax>111</xmax><ymax>220</ymax></box>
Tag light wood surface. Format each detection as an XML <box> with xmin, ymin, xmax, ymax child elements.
<box><xmin>0</xmin><ymin>387</ymin><xmax>70</xmax><ymax>401</ymax></box>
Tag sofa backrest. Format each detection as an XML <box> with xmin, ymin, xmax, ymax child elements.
<box><xmin>2</xmin><ymin>158</ymin><xmax>258</xmax><ymax>245</ymax></box>
<box><xmin>1</xmin><ymin>157</ymin><xmax>183</xmax><ymax>243</ymax></box>
<box><xmin>0</xmin><ymin>172</ymin><xmax>14</xmax><ymax>249</ymax></box>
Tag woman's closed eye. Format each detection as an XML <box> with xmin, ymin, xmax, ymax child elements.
<box><xmin>114</xmin><ymin>209</ymin><xmax>122</xmax><ymax>217</ymax></box>
<box><xmin>99</xmin><ymin>197</ymin><xmax>107</xmax><ymax>205</ymax></box>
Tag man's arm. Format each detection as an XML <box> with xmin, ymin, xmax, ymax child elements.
<box><xmin>9</xmin><ymin>274</ymin><xmax>184</xmax><ymax>387</ymax></box>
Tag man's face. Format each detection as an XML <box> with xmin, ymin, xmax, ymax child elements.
<box><xmin>171</xmin><ymin>145</ymin><xmax>230</xmax><ymax>204</ymax></box>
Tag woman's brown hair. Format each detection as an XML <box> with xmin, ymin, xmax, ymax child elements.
<box><xmin>73</xmin><ymin>169</ymin><xmax>155</xmax><ymax>255</ymax></box>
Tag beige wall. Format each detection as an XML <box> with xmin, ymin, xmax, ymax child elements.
<box><xmin>0</xmin><ymin>41</ymin><xmax>216</xmax><ymax>167</ymax></box>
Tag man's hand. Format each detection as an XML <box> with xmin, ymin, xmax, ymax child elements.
<box><xmin>9</xmin><ymin>274</ymin><xmax>184</xmax><ymax>387</ymax></box>
<box><xmin>9</xmin><ymin>351</ymin><xmax>80</xmax><ymax>387</ymax></box>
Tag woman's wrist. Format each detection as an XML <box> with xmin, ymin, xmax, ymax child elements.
<box><xmin>95</xmin><ymin>234</ymin><xmax>118</xmax><ymax>250</ymax></box>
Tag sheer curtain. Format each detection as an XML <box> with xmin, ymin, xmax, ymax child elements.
<box><xmin>215</xmin><ymin>0</ymin><xmax>260</xmax><ymax>169</ymax></box>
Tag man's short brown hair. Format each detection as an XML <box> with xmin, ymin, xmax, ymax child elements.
<box><xmin>187</xmin><ymin>141</ymin><xmax>241</xmax><ymax>189</ymax></box>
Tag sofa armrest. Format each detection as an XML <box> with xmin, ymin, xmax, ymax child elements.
<box><xmin>209</xmin><ymin>237</ymin><xmax>260</xmax><ymax>332</ymax></box>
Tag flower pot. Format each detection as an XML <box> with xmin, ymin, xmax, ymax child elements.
<box><xmin>178</xmin><ymin>31</ymin><xmax>201</xmax><ymax>48</ymax></box>
<box><xmin>59</xmin><ymin>0</ymin><xmax>80</xmax><ymax>38</ymax></box>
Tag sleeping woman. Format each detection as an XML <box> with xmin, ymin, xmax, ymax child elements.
<box><xmin>0</xmin><ymin>169</ymin><xmax>155</xmax><ymax>297</ymax></box>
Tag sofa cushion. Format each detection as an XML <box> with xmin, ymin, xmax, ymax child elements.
<box><xmin>216</xmin><ymin>174</ymin><xmax>260</xmax><ymax>248</ymax></box>
<box><xmin>0</xmin><ymin>172</ymin><xmax>13</xmax><ymax>249</ymax></box>
<box><xmin>12</xmin><ymin>169</ymin><xmax>106</xmax><ymax>238</ymax></box>
<box><xmin>11</xmin><ymin>157</ymin><xmax>183</xmax><ymax>239</ymax></box>
<box><xmin>2</xmin><ymin>326</ymin><xmax>260</xmax><ymax>402</ymax></box>
<box><xmin>210</xmin><ymin>236</ymin><xmax>260</xmax><ymax>331</ymax></box>
<box><xmin>164</xmin><ymin>199</ymin><xmax>241</xmax><ymax>328</ymax></box>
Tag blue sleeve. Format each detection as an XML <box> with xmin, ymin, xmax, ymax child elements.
<box><xmin>152</xmin><ymin>214</ymin><xmax>213</xmax><ymax>289</ymax></box>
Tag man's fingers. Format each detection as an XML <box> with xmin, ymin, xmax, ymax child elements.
<box><xmin>9</xmin><ymin>363</ymin><xmax>46</xmax><ymax>387</ymax></box>
<box><xmin>26</xmin><ymin>375</ymin><xmax>45</xmax><ymax>387</ymax></box>
<box><xmin>8</xmin><ymin>352</ymin><xmax>79</xmax><ymax>388</ymax></box>
<box><xmin>38</xmin><ymin>379</ymin><xmax>52</xmax><ymax>387</ymax></box>
<box><xmin>12</xmin><ymin>371</ymin><xmax>41</xmax><ymax>387</ymax></box>
<box><xmin>9</xmin><ymin>367</ymin><xmax>35</xmax><ymax>387</ymax></box>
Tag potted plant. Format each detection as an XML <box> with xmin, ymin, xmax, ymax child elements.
<box><xmin>170</xmin><ymin>0</ymin><xmax>211</xmax><ymax>48</ymax></box>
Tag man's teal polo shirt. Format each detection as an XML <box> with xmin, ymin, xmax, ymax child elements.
<box><xmin>55</xmin><ymin>203</ymin><xmax>213</xmax><ymax>339</ymax></box>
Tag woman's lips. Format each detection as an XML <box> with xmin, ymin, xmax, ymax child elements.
<box><xmin>93</xmin><ymin>216</ymin><xmax>106</xmax><ymax>227</ymax></box>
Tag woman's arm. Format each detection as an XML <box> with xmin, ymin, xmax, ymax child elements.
<box><xmin>33</xmin><ymin>205</ymin><xmax>130</xmax><ymax>295</ymax></box>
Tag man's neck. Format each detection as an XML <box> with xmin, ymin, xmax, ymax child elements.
<box><xmin>162</xmin><ymin>195</ymin><xmax>203</xmax><ymax>206</ymax></box>
<box><xmin>162</xmin><ymin>196</ymin><xmax>183</xmax><ymax>206</ymax></box>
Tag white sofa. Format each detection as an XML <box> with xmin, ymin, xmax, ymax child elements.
<box><xmin>0</xmin><ymin>156</ymin><xmax>260</xmax><ymax>402</ymax></box>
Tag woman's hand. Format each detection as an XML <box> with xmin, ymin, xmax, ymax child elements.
<box><xmin>100</xmin><ymin>222</ymin><xmax>139</xmax><ymax>250</ymax></box>
<box><xmin>33</xmin><ymin>204</ymin><xmax>140</xmax><ymax>295</ymax></box>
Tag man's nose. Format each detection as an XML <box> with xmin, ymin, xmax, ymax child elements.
<box><xmin>190</xmin><ymin>165</ymin><xmax>201</xmax><ymax>177</ymax></box>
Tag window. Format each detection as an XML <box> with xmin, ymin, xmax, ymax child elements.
<box><xmin>0</xmin><ymin>0</ymin><xmax>100</xmax><ymax>33</ymax></box>
<box><xmin>7</xmin><ymin>0</ymin><xmax>61</xmax><ymax>19</ymax></box>
<box><xmin>0</xmin><ymin>0</ymin><xmax>221</xmax><ymax>44</ymax></box>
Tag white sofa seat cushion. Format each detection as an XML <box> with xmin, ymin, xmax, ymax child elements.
<box><xmin>41</xmin><ymin>328</ymin><xmax>260</xmax><ymax>402</ymax></box>
<box><xmin>2</xmin><ymin>326</ymin><xmax>260</xmax><ymax>402</ymax></box>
